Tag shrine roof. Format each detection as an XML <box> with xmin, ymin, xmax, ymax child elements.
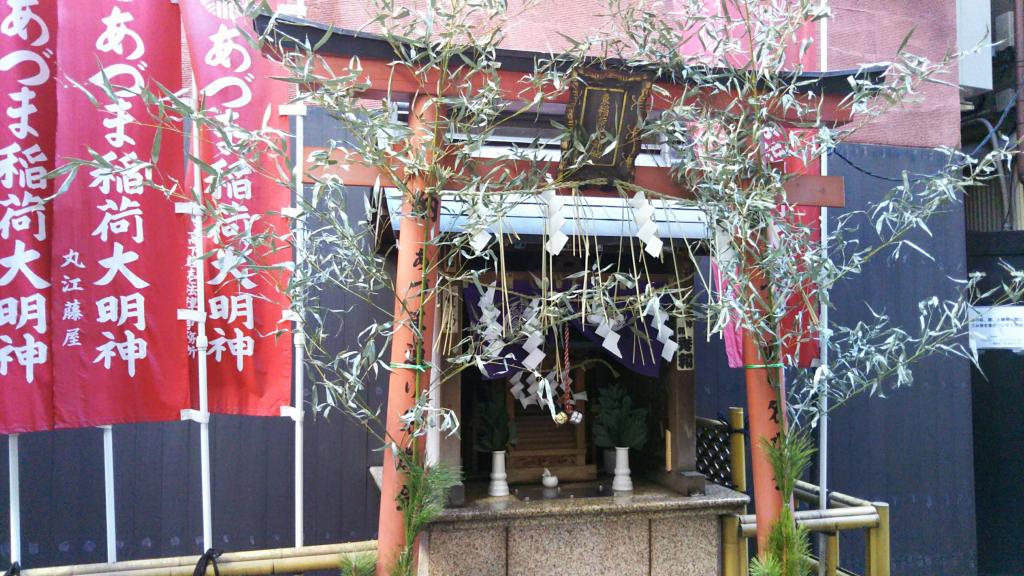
<box><xmin>255</xmin><ymin>14</ymin><xmax>887</xmax><ymax>97</ymax></box>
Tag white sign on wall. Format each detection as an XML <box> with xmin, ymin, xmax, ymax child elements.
<box><xmin>969</xmin><ymin>306</ymin><xmax>1024</xmax><ymax>351</ymax></box>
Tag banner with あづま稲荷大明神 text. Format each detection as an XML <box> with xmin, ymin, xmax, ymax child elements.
<box><xmin>0</xmin><ymin>0</ymin><xmax>57</xmax><ymax>433</ymax></box>
<box><xmin>50</xmin><ymin>0</ymin><xmax>191</xmax><ymax>428</ymax></box>
<box><xmin>181</xmin><ymin>0</ymin><xmax>292</xmax><ymax>417</ymax></box>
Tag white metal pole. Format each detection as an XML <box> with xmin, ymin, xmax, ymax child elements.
<box><xmin>181</xmin><ymin>78</ymin><xmax>214</xmax><ymax>552</ymax></box>
<box><xmin>290</xmin><ymin>107</ymin><xmax>306</xmax><ymax>549</ymax></box>
<box><xmin>818</xmin><ymin>213</ymin><xmax>829</xmax><ymax>488</ymax></box>
<box><xmin>818</xmin><ymin>6</ymin><xmax>830</xmax><ymax>574</ymax></box>
<box><xmin>818</xmin><ymin>0</ymin><xmax>830</xmax><ymax>509</ymax></box>
<box><xmin>275</xmin><ymin>0</ymin><xmax>312</xmax><ymax>548</ymax></box>
<box><xmin>8</xmin><ymin>435</ymin><xmax>20</xmax><ymax>567</ymax></box>
<box><xmin>101</xmin><ymin>426</ymin><xmax>117</xmax><ymax>562</ymax></box>
<box><xmin>195</xmin><ymin>128</ymin><xmax>214</xmax><ymax>555</ymax></box>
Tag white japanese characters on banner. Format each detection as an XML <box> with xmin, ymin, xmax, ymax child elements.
<box><xmin>0</xmin><ymin>0</ymin><xmax>55</xmax><ymax>433</ymax></box>
<box><xmin>181</xmin><ymin>0</ymin><xmax>292</xmax><ymax>416</ymax></box>
<box><xmin>52</xmin><ymin>0</ymin><xmax>189</xmax><ymax>427</ymax></box>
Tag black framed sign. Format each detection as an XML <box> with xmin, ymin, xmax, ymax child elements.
<box><xmin>559</xmin><ymin>68</ymin><xmax>653</xmax><ymax>188</ymax></box>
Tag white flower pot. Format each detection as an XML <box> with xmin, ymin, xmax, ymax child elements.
<box><xmin>488</xmin><ymin>450</ymin><xmax>510</xmax><ymax>497</ymax></box>
<box><xmin>612</xmin><ymin>446</ymin><xmax>633</xmax><ymax>492</ymax></box>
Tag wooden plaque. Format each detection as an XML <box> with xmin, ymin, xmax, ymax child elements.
<box><xmin>559</xmin><ymin>68</ymin><xmax>653</xmax><ymax>188</ymax></box>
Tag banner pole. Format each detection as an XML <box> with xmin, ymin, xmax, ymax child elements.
<box><xmin>818</xmin><ymin>10</ymin><xmax>830</xmax><ymax>574</ymax></box>
<box><xmin>280</xmin><ymin>102</ymin><xmax>308</xmax><ymax>548</ymax></box>
<box><xmin>8</xmin><ymin>434</ymin><xmax>20</xmax><ymax>567</ymax></box>
<box><xmin>101</xmin><ymin>426</ymin><xmax>117</xmax><ymax>562</ymax></box>
<box><xmin>293</xmin><ymin>110</ymin><xmax>304</xmax><ymax>549</ymax></box>
<box><xmin>181</xmin><ymin>82</ymin><xmax>213</xmax><ymax>552</ymax></box>
<box><xmin>199</xmin><ymin>359</ymin><xmax>212</xmax><ymax>554</ymax></box>
<box><xmin>195</xmin><ymin>111</ymin><xmax>214</xmax><ymax>553</ymax></box>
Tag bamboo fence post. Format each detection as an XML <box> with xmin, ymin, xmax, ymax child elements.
<box><xmin>722</xmin><ymin>516</ymin><xmax>740</xmax><ymax>576</ymax></box>
<box><xmin>739</xmin><ymin>531</ymin><xmax>749</xmax><ymax>576</ymax></box>
<box><xmin>824</xmin><ymin>532</ymin><xmax>839</xmax><ymax>576</ymax></box>
<box><xmin>728</xmin><ymin>407</ymin><xmax>746</xmax><ymax>493</ymax></box>
<box><xmin>727</xmin><ymin>407</ymin><xmax>749</xmax><ymax>573</ymax></box>
<box><xmin>875</xmin><ymin>502</ymin><xmax>890</xmax><ymax>576</ymax></box>
<box><xmin>866</xmin><ymin>515</ymin><xmax>878</xmax><ymax>576</ymax></box>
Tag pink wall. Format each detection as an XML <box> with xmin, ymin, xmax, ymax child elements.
<box><xmin>303</xmin><ymin>0</ymin><xmax>960</xmax><ymax>148</ymax></box>
<box><xmin>829</xmin><ymin>0</ymin><xmax>960</xmax><ymax>148</ymax></box>
<box><xmin>308</xmin><ymin>1</ymin><xmax>614</xmax><ymax>52</ymax></box>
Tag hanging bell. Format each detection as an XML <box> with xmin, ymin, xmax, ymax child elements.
<box><xmin>569</xmin><ymin>411</ymin><xmax>584</xmax><ymax>425</ymax></box>
<box><xmin>553</xmin><ymin>411</ymin><xmax>569</xmax><ymax>425</ymax></box>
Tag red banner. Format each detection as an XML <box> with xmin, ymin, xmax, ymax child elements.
<box><xmin>181</xmin><ymin>0</ymin><xmax>292</xmax><ymax>416</ymax></box>
<box><xmin>0</xmin><ymin>0</ymin><xmax>56</xmax><ymax>433</ymax></box>
<box><xmin>51</xmin><ymin>0</ymin><xmax>190</xmax><ymax>427</ymax></box>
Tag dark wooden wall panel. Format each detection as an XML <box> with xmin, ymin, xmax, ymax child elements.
<box><xmin>967</xmin><ymin>231</ymin><xmax>1024</xmax><ymax>576</ymax></box>
<box><xmin>696</xmin><ymin>143</ymin><xmax>978</xmax><ymax>576</ymax></box>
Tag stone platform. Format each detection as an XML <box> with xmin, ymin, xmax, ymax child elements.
<box><xmin>421</xmin><ymin>481</ymin><xmax>748</xmax><ymax>576</ymax></box>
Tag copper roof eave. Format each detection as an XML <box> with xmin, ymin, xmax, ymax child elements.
<box><xmin>253</xmin><ymin>13</ymin><xmax>887</xmax><ymax>99</ymax></box>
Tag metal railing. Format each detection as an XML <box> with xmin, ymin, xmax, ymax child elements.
<box><xmin>704</xmin><ymin>408</ymin><xmax>891</xmax><ymax>576</ymax></box>
<box><xmin>17</xmin><ymin>541</ymin><xmax>376</xmax><ymax>576</ymax></box>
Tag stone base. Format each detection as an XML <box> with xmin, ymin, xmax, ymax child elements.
<box><xmin>423</xmin><ymin>482</ymin><xmax>747</xmax><ymax>576</ymax></box>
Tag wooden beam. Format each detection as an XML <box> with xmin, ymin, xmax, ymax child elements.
<box><xmin>308</xmin><ymin>55</ymin><xmax>857</xmax><ymax>125</ymax></box>
<box><xmin>783</xmin><ymin>174</ymin><xmax>845</xmax><ymax>208</ymax></box>
<box><xmin>302</xmin><ymin>147</ymin><xmax>846</xmax><ymax>208</ymax></box>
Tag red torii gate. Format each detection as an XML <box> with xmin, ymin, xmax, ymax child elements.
<box><xmin>260</xmin><ymin>15</ymin><xmax>872</xmax><ymax>573</ymax></box>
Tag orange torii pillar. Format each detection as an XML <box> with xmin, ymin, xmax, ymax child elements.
<box><xmin>745</xmin><ymin>149</ymin><xmax>823</xmax><ymax>552</ymax></box>
<box><xmin>743</xmin><ymin>331</ymin><xmax>786</xmax><ymax>552</ymax></box>
<box><xmin>377</xmin><ymin>94</ymin><xmax>440</xmax><ymax>576</ymax></box>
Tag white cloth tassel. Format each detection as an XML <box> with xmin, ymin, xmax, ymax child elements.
<box><xmin>646</xmin><ymin>298</ymin><xmax>678</xmax><ymax>363</ymax></box>
<box><xmin>541</xmin><ymin>190</ymin><xmax>569</xmax><ymax>255</ymax></box>
<box><xmin>520</xmin><ymin>298</ymin><xmax>546</xmax><ymax>370</ymax></box>
<box><xmin>630</xmin><ymin>191</ymin><xmax>664</xmax><ymax>258</ymax></box>
<box><xmin>478</xmin><ymin>283</ymin><xmax>506</xmax><ymax>357</ymax></box>
<box><xmin>588</xmin><ymin>313</ymin><xmax>624</xmax><ymax>358</ymax></box>
<box><xmin>522</xmin><ymin>349</ymin><xmax>545</xmax><ymax>370</ymax></box>
<box><xmin>510</xmin><ymin>373</ymin><xmax>534</xmax><ymax>408</ymax></box>
<box><xmin>470</xmin><ymin>229</ymin><xmax>491</xmax><ymax>254</ymax></box>
<box><xmin>602</xmin><ymin>330</ymin><xmax>622</xmax><ymax>357</ymax></box>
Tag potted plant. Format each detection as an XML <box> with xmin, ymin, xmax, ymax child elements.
<box><xmin>477</xmin><ymin>397</ymin><xmax>517</xmax><ymax>497</ymax></box>
<box><xmin>593</xmin><ymin>383</ymin><xmax>648</xmax><ymax>492</ymax></box>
